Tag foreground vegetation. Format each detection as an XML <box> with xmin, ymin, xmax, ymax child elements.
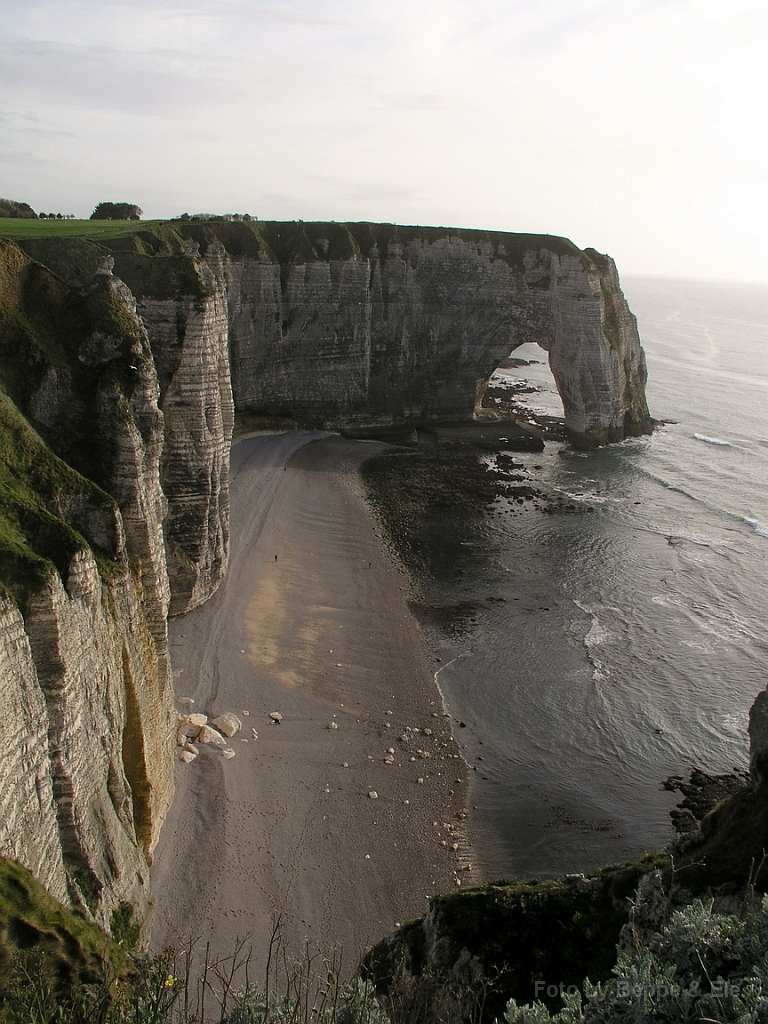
<box><xmin>503</xmin><ymin>892</ymin><xmax>768</xmax><ymax>1023</ymax></box>
<box><xmin>2</xmin><ymin>858</ymin><xmax>768</xmax><ymax>1023</ymax></box>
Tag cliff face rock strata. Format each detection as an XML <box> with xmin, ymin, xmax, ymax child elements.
<box><xmin>44</xmin><ymin>221</ymin><xmax>648</xmax><ymax>449</ymax></box>
<box><xmin>204</xmin><ymin>222</ymin><xmax>650</xmax><ymax>447</ymax></box>
<box><xmin>122</xmin><ymin>243</ymin><xmax>234</xmax><ymax>617</ymax></box>
<box><xmin>0</xmin><ymin>242</ymin><xmax>179</xmax><ymax>937</ymax></box>
<box><xmin>22</xmin><ymin>551</ymin><xmax>161</xmax><ymax>932</ymax></box>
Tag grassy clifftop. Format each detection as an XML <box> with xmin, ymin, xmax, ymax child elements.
<box><xmin>1</xmin><ymin>217</ymin><xmax>586</xmax><ymax>282</ymax></box>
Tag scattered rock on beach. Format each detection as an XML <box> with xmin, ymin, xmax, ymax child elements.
<box><xmin>269</xmin><ymin>711</ymin><xmax>283</xmax><ymax>723</ymax></box>
<box><xmin>222</xmin><ymin>749</ymin><xmax>236</xmax><ymax>760</ymax></box>
<box><xmin>199</xmin><ymin>725</ymin><xmax>228</xmax><ymax>747</ymax></box>
<box><xmin>368</xmin><ymin>791</ymin><xmax>379</xmax><ymax>799</ymax></box>
<box><xmin>211</xmin><ymin>713</ymin><xmax>242</xmax><ymax>737</ymax></box>
<box><xmin>179</xmin><ymin>750</ymin><xmax>197</xmax><ymax>764</ymax></box>
<box><xmin>177</xmin><ymin>713</ymin><xmax>207</xmax><ymax>740</ymax></box>
<box><xmin>327</xmin><ymin>721</ymin><xmax>338</xmax><ymax>730</ymax></box>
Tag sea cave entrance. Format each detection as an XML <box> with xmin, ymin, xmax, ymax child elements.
<box><xmin>475</xmin><ymin>342</ymin><xmax>566</xmax><ymax>437</ymax></box>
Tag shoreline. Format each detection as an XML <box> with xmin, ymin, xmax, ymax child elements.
<box><xmin>150</xmin><ymin>433</ymin><xmax>478</xmax><ymax>976</ymax></box>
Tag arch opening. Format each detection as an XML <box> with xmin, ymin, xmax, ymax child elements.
<box><xmin>475</xmin><ymin>342</ymin><xmax>567</xmax><ymax>440</ymax></box>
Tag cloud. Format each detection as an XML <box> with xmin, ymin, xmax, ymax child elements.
<box><xmin>0</xmin><ymin>111</ymin><xmax>76</xmax><ymax>139</ymax></box>
<box><xmin>0</xmin><ymin>37</ymin><xmax>230</xmax><ymax>116</ymax></box>
<box><xmin>378</xmin><ymin>93</ymin><xmax>470</xmax><ymax>113</ymax></box>
<box><xmin>0</xmin><ymin>145</ymin><xmax>58</xmax><ymax>167</ymax></box>
<box><xmin>0</xmin><ymin>0</ymin><xmax>766</xmax><ymax>279</ymax></box>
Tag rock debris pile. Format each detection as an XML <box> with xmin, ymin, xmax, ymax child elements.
<box><xmin>176</xmin><ymin>711</ymin><xmax>243</xmax><ymax>763</ymax></box>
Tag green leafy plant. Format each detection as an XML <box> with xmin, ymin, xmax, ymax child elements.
<box><xmin>502</xmin><ymin>895</ymin><xmax>768</xmax><ymax>1023</ymax></box>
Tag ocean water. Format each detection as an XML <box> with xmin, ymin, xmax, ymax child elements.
<box><xmin>431</xmin><ymin>276</ymin><xmax>768</xmax><ymax>879</ymax></box>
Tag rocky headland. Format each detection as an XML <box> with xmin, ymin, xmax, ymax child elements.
<box><xmin>0</xmin><ymin>217</ymin><xmax>662</xmax><ymax>969</ymax></box>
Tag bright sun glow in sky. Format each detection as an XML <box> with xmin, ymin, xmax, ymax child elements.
<box><xmin>1</xmin><ymin>0</ymin><xmax>767</xmax><ymax>282</ymax></box>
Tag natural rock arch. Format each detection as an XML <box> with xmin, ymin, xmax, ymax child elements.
<box><xmin>221</xmin><ymin>225</ymin><xmax>652</xmax><ymax>449</ymax></box>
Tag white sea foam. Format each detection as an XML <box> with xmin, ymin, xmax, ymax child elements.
<box><xmin>554</xmin><ymin>488</ymin><xmax>622</xmax><ymax>505</ymax></box>
<box><xmin>575</xmin><ymin>607</ymin><xmax>610</xmax><ymax>681</ymax></box>
<box><xmin>585</xmin><ymin>620</ymin><xmax>609</xmax><ymax>647</ymax></box>
<box><xmin>651</xmin><ymin>594</ymin><xmax>684</xmax><ymax>607</ymax></box>
<box><xmin>694</xmin><ymin>433</ymin><xmax>731</xmax><ymax>446</ymax></box>
<box><xmin>744</xmin><ymin>517</ymin><xmax>768</xmax><ymax>539</ymax></box>
<box><xmin>723</xmin><ymin>710</ymin><xmax>750</xmax><ymax>733</ymax></box>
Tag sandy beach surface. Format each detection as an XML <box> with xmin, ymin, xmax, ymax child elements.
<box><xmin>150</xmin><ymin>432</ymin><xmax>476</xmax><ymax>979</ymax></box>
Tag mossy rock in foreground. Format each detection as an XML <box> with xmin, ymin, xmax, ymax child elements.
<box><xmin>0</xmin><ymin>857</ymin><xmax>131</xmax><ymax>990</ymax></box>
<box><xmin>364</xmin><ymin>779</ymin><xmax>768</xmax><ymax>1021</ymax></box>
<box><xmin>364</xmin><ymin>858</ymin><xmax>664</xmax><ymax>1021</ymax></box>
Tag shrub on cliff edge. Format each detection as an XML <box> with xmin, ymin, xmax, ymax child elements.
<box><xmin>502</xmin><ymin>895</ymin><xmax>768</xmax><ymax>1023</ymax></box>
<box><xmin>90</xmin><ymin>202</ymin><xmax>142</xmax><ymax>221</ymax></box>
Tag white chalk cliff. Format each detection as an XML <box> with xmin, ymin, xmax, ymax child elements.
<box><xmin>0</xmin><ymin>220</ymin><xmax>651</xmax><ymax>937</ymax></box>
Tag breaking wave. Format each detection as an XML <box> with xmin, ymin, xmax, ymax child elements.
<box><xmin>744</xmin><ymin>517</ymin><xmax>768</xmax><ymax>539</ymax></box>
<box><xmin>694</xmin><ymin>433</ymin><xmax>731</xmax><ymax>446</ymax></box>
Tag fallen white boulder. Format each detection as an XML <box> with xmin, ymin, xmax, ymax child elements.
<box><xmin>198</xmin><ymin>724</ymin><xmax>228</xmax><ymax>747</ymax></box>
<box><xmin>211</xmin><ymin>713</ymin><xmax>242</xmax><ymax>738</ymax></box>
<box><xmin>177</xmin><ymin>713</ymin><xmax>208</xmax><ymax>739</ymax></box>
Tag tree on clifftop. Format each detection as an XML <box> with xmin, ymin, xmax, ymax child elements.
<box><xmin>90</xmin><ymin>202</ymin><xmax>142</xmax><ymax>221</ymax></box>
<box><xmin>0</xmin><ymin>198</ymin><xmax>37</xmax><ymax>218</ymax></box>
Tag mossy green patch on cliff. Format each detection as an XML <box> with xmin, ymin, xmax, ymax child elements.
<box><xmin>0</xmin><ymin>239</ymin><xmax>153</xmax><ymax>484</ymax></box>
<box><xmin>0</xmin><ymin>241</ymin><xmax>143</xmax><ymax>370</ymax></box>
<box><xmin>13</xmin><ymin>223</ymin><xmax>189</xmax><ymax>290</ymax></box>
<box><xmin>110</xmin><ymin>251</ymin><xmax>210</xmax><ymax>302</ymax></box>
<box><xmin>0</xmin><ymin>856</ymin><xmax>131</xmax><ymax>989</ymax></box>
<box><xmin>0</xmin><ymin>390</ymin><xmax>123</xmax><ymax>606</ymax></box>
<box><xmin>257</xmin><ymin>220</ymin><xmax>362</xmax><ymax>265</ymax></box>
<box><xmin>670</xmin><ymin>777</ymin><xmax>768</xmax><ymax>892</ymax></box>
<box><xmin>9</xmin><ymin>218</ymin><xmax>589</xmax><ymax>288</ymax></box>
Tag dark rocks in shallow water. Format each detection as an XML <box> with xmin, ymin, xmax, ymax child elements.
<box><xmin>663</xmin><ymin>767</ymin><xmax>749</xmax><ymax>829</ymax></box>
<box><xmin>500</xmin><ymin>434</ymin><xmax>545</xmax><ymax>452</ymax></box>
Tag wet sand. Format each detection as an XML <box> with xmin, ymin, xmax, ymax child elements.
<box><xmin>150</xmin><ymin>432</ymin><xmax>475</xmax><ymax>977</ymax></box>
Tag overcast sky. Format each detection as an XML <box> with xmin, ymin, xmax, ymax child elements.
<box><xmin>1</xmin><ymin>0</ymin><xmax>767</xmax><ymax>282</ymax></box>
